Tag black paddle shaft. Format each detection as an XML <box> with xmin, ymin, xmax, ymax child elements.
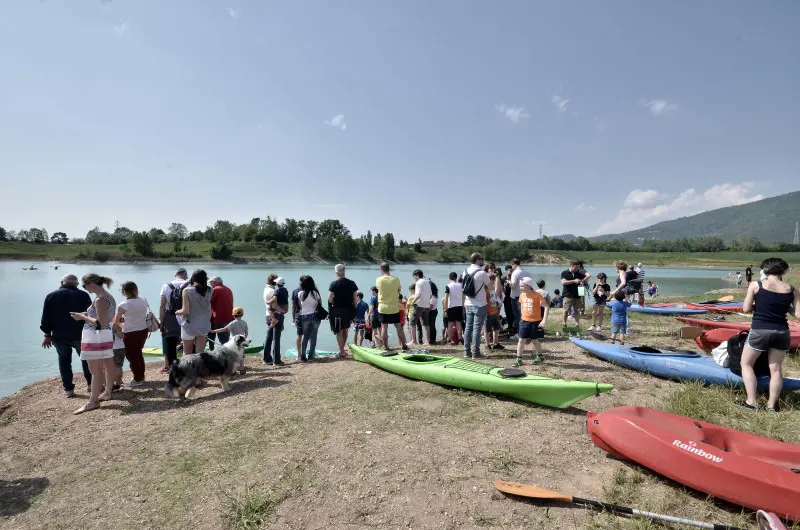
<box><xmin>572</xmin><ymin>496</ymin><xmax>744</xmax><ymax>530</ymax></box>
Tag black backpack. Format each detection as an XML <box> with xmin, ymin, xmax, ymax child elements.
<box><xmin>167</xmin><ymin>282</ymin><xmax>188</xmax><ymax>313</ymax></box>
<box><xmin>727</xmin><ymin>330</ymin><xmax>769</xmax><ymax>376</ymax></box>
<box><xmin>461</xmin><ymin>269</ymin><xmax>485</xmax><ymax>298</ymax></box>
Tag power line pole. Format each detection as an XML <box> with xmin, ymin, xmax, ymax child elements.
<box><xmin>794</xmin><ymin>221</ymin><xmax>799</xmax><ymax>245</ymax></box>
<box><xmin>539</xmin><ymin>224</ymin><xmax>543</xmax><ymax>239</ymax></box>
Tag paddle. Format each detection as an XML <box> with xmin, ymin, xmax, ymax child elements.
<box><xmin>716</xmin><ymin>295</ymin><xmax>734</xmax><ymax>303</ymax></box>
<box><xmin>494</xmin><ymin>480</ymin><xmax>743</xmax><ymax>530</ymax></box>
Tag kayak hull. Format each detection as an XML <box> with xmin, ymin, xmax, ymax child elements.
<box><xmin>350</xmin><ymin>345</ymin><xmax>613</xmax><ymax>409</ymax></box>
<box><xmin>695</xmin><ymin>328</ymin><xmax>740</xmax><ymax>352</ymax></box>
<box><xmin>284</xmin><ymin>348</ymin><xmax>338</xmax><ymax>359</ymax></box>
<box><xmin>607</xmin><ymin>304</ymin><xmax>708</xmax><ymax>316</ymax></box>
<box><xmin>570</xmin><ymin>337</ymin><xmax>800</xmax><ymax>391</ymax></box>
<box><xmin>677</xmin><ymin>317</ymin><xmax>800</xmax><ymax>348</ymax></box>
<box><xmin>587</xmin><ymin>406</ymin><xmax>800</xmax><ymax>520</ymax></box>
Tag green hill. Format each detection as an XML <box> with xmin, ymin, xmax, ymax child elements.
<box><xmin>586</xmin><ymin>191</ymin><xmax>800</xmax><ymax>243</ymax></box>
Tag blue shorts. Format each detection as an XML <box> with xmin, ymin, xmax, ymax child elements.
<box><xmin>610</xmin><ymin>322</ymin><xmax>627</xmax><ymax>335</ymax></box>
<box><xmin>518</xmin><ymin>320</ymin><xmax>543</xmax><ymax>340</ymax></box>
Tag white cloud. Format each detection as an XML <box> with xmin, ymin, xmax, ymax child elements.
<box><xmin>640</xmin><ymin>98</ymin><xmax>678</xmax><ymax>118</ymax></box>
<box><xmin>113</xmin><ymin>22</ymin><xmax>128</xmax><ymax>35</ymax></box>
<box><xmin>552</xmin><ymin>95</ymin><xmax>570</xmax><ymax>113</ymax></box>
<box><xmin>228</xmin><ymin>8</ymin><xmax>241</xmax><ymax>19</ymax></box>
<box><xmin>596</xmin><ymin>182</ymin><xmax>763</xmax><ymax>235</ymax></box>
<box><xmin>575</xmin><ymin>203</ymin><xmax>596</xmax><ymax>212</ymax></box>
<box><xmin>324</xmin><ymin>114</ymin><xmax>347</xmax><ymax>130</ymax></box>
<box><xmin>495</xmin><ymin>104</ymin><xmax>529</xmax><ymax>123</ymax></box>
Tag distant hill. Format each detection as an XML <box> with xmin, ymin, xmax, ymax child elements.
<box><xmin>586</xmin><ymin>191</ymin><xmax>800</xmax><ymax>244</ymax></box>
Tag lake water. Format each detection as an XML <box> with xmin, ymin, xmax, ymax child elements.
<box><xmin>0</xmin><ymin>261</ymin><xmax>733</xmax><ymax>396</ymax></box>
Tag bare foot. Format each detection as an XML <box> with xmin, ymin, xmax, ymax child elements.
<box><xmin>98</xmin><ymin>393</ymin><xmax>112</xmax><ymax>402</ymax></box>
<box><xmin>73</xmin><ymin>401</ymin><xmax>100</xmax><ymax>415</ymax></box>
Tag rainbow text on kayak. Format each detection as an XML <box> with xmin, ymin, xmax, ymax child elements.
<box><xmin>672</xmin><ymin>440</ymin><xmax>724</xmax><ymax>463</ymax></box>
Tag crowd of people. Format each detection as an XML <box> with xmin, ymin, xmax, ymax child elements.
<box><xmin>40</xmin><ymin>256</ymin><xmax>797</xmax><ymax>414</ymax></box>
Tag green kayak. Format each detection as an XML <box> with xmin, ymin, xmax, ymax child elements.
<box><xmin>350</xmin><ymin>345</ymin><xmax>614</xmax><ymax>409</ymax></box>
<box><xmin>142</xmin><ymin>345</ymin><xmax>264</xmax><ymax>357</ymax></box>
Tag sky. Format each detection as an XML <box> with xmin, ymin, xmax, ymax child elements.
<box><xmin>1</xmin><ymin>0</ymin><xmax>799</xmax><ymax>242</ymax></box>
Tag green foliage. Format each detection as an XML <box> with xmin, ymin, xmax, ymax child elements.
<box><xmin>131</xmin><ymin>231</ymin><xmax>155</xmax><ymax>257</ymax></box>
<box><xmin>384</xmin><ymin>232</ymin><xmax>395</xmax><ymax>261</ymax></box>
<box><xmin>0</xmin><ymin>227</ymin><xmax>6</xmax><ymax>241</ymax></box>
<box><xmin>395</xmin><ymin>247</ymin><xmax>415</xmax><ymax>262</ymax></box>
<box><xmin>210</xmin><ymin>240</ymin><xmax>233</xmax><ymax>260</ymax></box>
<box><xmin>335</xmin><ymin>235</ymin><xmax>359</xmax><ymax>261</ymax></box>
<box><xmin>315</xmin><ymin>236</ymin><xmax>335</xmax><ymax>259</ymax></box>
<box><xmin>50</xmin><ymin>232</ymin><xmax>68</xmax><ymax>244</ymax></box>
<box><xmin>167</xmin><ymin>222</ymin><xmax>188</xmax><ymax>241</ymax></box>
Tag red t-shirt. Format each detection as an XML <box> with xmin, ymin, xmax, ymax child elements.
<box><xmin>210</xmin><ymin>285</ymin><xmax>234</xmax><ymax>325</ymax></box>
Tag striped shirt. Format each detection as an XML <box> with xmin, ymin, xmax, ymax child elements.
<box><xmin>635</xmin><ymin>266</ymin><xmax>646</xmax><ymax>281</ymax></box>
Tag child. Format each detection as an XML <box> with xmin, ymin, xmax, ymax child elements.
<box><xmin>485</xmin><ymin>274</ymin><xmax>504</xmax><ymax>350</ymax></box>
<box><xmin>353</xmin><ymin>292</ymin><xmax>369</xmax><ymax>346</ymax></box>
<box><xmin>736</xmin><ymin>272</ymin><xmax>743</xmax><ymax>289</ymax></box>
<box><xmin>516</xmin><ymin>278</ymin><xmax>549</xmax><ymax>365</ymax></box>
<box><xmin>646</xmin><ymin>281</ymin><xmax>659</xmax><ymax>298</ymax></box>
<box><xmin>608</xmin><ymin>291</ymin><xmax>631</xmax><ymax>345</ymax></box>
<box><xmin>398</xmin><ymin>292</ymin><xmax>407</xmax><ymax>333</ymax></box>
<box><xmin>210</xmin><ymin>307</ymin><xmax>249</xmax><ymax>374</ymax></box>
<box><xmin>551</xmin><ymin>289</ymin><xmax>563</xmax><ymax>308</ymax></box>
<box><xmin>111</xmin><ymin>316</ymin><xmax>125</xmax><ymax>392</ymax></box>
<box><xmin>589</xmin><ymin>273</ymin><xmax>610</xmax><ymax>332</ymax></box>
<box><xmin>406</xmin><ymin>285</ymin><xmax>417</xmax><ymax>345</ymax></box>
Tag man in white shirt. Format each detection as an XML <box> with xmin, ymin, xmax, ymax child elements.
<box><xmin>411</xmin><ymin>270</ymin><xmax>432</xmax><ymax>345</ymax></box>
<box><xmin>443</xmin><ymin>272</ymin><xmax>464</xmax><ymax>344</ymax></box>
<box><xmin>509</xmin><ymin>259</ymin><xmax>527</xmax><ymax>339</ymax></box>
<box><xmin>463</xmin><ymin>253</ymin><xmax>490</xmax><ymax>359</ymax></box>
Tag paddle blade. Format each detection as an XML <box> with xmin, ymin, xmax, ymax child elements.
<box><xmin>494</xmin><ymin>480</ymin><xmax>573</xmax><ymax>503</ymax></box>
<box><xmin>679</xmin><ymin>326</ymin><xmax>705</xmax><ymax>340</ymax></box>
<box><xmin>716</xmin><ymin>295</ymin><xmax>734</xmax><ymax>302</ymax></box>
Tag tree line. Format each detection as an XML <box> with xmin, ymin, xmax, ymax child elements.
<box><xmin>2</xmin><ymin>221</ymin><xmax>799</xmax><ymax>262</ymax></box>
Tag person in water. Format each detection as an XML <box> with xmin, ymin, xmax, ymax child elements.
<box><xmin>646</xmin><ymin>281</ymin><xmax>659</xmax><ymax>298</ymax></box>
<box><xmin>739</xmin><ymin>258</ymin><xmax>800</xmax><ymax>412</ymax></box>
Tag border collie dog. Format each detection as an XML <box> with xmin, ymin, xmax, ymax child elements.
<box><xmin>165</xmin><ymin>334</ymin><xmax>250</xmax><ymax>399</ymax></box>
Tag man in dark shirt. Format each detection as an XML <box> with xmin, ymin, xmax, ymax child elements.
<box><xmin>328</xmin><ymin>263</ymin><xmax>358</xmax><ymax>358</ymax></box>
<box><xmin>40</xmin><ymin>274</ymin><xmax>93</xmax><ymax>397</ymax></box>
<box><xmin>560</xmin><ymin>261</ymin><xmax>587</xmax><ymax>331</ymax></box>
<box><xmin>745</xmin><ymin>265</ymin><xmax>753</xmax><ymax>284</ymax></box>
<box><xmin>269</xmin><ymin>277</ymin><xmax>290</xmax><ymax>365</ymax></box>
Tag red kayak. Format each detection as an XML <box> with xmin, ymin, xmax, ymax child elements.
<box><xmin>695</xmin><ymin>328</ymin><xmax>740</xmax><ymax>352</ymax></box>
<box><xmin>587</xmin><ymin>406</ymin><xmax>800</xmax><ymax>520</ymax></box>
<box><xmin>677</xmin><ymin>317</ymin><xmax>800</xmax><ymax>350</ymax></box>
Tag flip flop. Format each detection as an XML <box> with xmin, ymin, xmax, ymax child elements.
<box><xmin>757</xmin><ymin>510</ymin><xmax>787</xmax><ymax>530</ymax></box>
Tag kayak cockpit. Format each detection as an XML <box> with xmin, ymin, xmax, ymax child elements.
<box><xmin>629</xmin><ymin>346</ymin><xmax>701</xmax><ymax>358</ymax></box>
<box><xmin>402</xmin><ymin>354</ymin><xmax>450</xmax><ymax>363</ymax></box>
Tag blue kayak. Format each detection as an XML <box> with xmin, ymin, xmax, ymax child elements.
<box><xmin>570</xmin><ymin>337</ymin><xmax>800</xmax><ymax>391</ymax></box>
<box><xmin>605</xmin><ymin>303</ymin><xmax>707</xmax><ymax>316</ymax></box>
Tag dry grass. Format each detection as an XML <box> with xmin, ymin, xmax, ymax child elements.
<box><xmin>1</xmin><ymin>301</ymin><xmax>797</xmax><ymax>529</ymax></box>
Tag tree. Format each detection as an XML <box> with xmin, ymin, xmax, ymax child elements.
<box><xmin>50</xmin><ymin>232</ymin><xmax>69</xmax><ymax>244</ymax></box>
<box><xmin>315</xmin><ymin>236</ymin><xmax>336</xmax><ymax>259</ymax></box>
<box><xmin>131</xmin><ymin>231</ymin><xmax>155</xmax><ymax>257</ymax></box>
<box><xmin>85</xmin><ymin>226</ymin><xmax>110</xmax><ymax>244</ymax></box>
<box><xmin>28</xmin><ymin>228</ymin><xmax>48</xmax><ymax>244</ymax></box>
<box><xmin>335</xmin><ymin>235</ymin><xmax>359</xmax><ymax>261</ymax></box>
<box><xmin>147</xmin><ymin>228</ymin><xmax>167</xmax><ymax>244</ymax></box>
<box><xmin>212</xmin><ymin>220</ymin><xmax>236</xmax><ymax>242</ymax></box>
<box><xmin>413</xmin><ymin>238</ymin><xmax>422</xmax><ymax>253</ymax></box>
<box><xmin>384</xmin><ymin>232</ymin><xmax>396</xmax><ymax>261</ymax></box>
<box><xmin>112</xmin><ymin>226</ymin><xmax>133</xmax><ymax>243</ymax></box>
<box><xmin>317</xmin><ymin>219</ymin><xmax>349</xmax><ymax>240</ymax></box>
<box><xmin>167</xmin><ymin>222</ymin><xmax>188</xmax><ymax>241</ymax></box>
<box><xmin>210</xmin><ymin>241</ymin><xmax>233</xmax><ymax>260</ymax></box>
<box><xmin>0</xmin><ymin>227</ymin><xmax>7</xmax><ymax>241</ymax></box>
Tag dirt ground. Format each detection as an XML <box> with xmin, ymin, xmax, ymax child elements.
<box><xmin>1</xmin><ymin>308</ymin><xmax>797</xmax><ymax>530</ymax></box>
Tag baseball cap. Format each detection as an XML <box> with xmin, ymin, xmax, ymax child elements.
<box><xmin>232</xmin><ymin>306</ymin><xmax>244</xmax><ymax>316</ymax></box>
<box><xmin>637</xmin><ymin>263</ymin><xmax>643</xmax><ymax>268</ymax></box>
<box><xmin>520</xmin><ymin>277</ymin><xmax>535</xmax><ymax>289</ymax></box>
<box><xmin>275</xmin><ymin>276</ymin><xmax>286</xmax><ymax>286</ymax></box>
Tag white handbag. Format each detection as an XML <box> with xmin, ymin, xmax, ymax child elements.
<box><xmin>711</xmin><ymin>342</ymin><xmax>729</xmax><ymax>367</ymax></box>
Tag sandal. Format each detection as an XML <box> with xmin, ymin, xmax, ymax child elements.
<box><xmin>98</xmin><ymin>393</ymin><xmax>112</xmax><ymax>402</ymax></box>
<box><xmin>739</xmin><ymin>401</ymin><xmax>758</xmax><ymax>411</ymax></box>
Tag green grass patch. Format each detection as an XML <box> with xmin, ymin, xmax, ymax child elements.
<box><xmin>663</xmin><ymin>381</ymin><xmax>800</xmax><ymax>444</ymax></box>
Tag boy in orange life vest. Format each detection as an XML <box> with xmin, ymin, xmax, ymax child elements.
<box><xmin>517</xmin><ymin>277</ymin><xmax>550</xmax><ymax>365</ymax></box>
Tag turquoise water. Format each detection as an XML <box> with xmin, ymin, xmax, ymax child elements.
<box><xmin>0</xmin><ymin>261</ymin><xmax>732</xmax><ymax>396</ymax></box>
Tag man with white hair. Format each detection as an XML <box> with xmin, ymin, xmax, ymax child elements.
<box><xmin>328</xmin><ymin>263</ymin><xmax>358</xmax><ymax>358</ymax></box>
<box><xmin>208</xmin><ymin>275</ymin><xmax>234</xmax><ymax>350</ymax></box>
<box><xmin>41</xmin><ymin>274</ymin><xmax>93</xmax><ymax>397</ymax></box>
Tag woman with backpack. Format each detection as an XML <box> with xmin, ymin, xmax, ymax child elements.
<box><xmin>739</xmin><ymin>257</ymin><xmax>800</xmax><ymax>412</ymax></box>
<box><xmin>175</xmin><ymin>269</ymin><xmax>213</xmax><ymax>355</ymax></box>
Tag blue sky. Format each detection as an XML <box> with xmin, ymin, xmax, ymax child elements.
<box><xmin>1</xmin><ymin>0</ymin><xmax>799</xmax><ymax>242</ymax></box>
